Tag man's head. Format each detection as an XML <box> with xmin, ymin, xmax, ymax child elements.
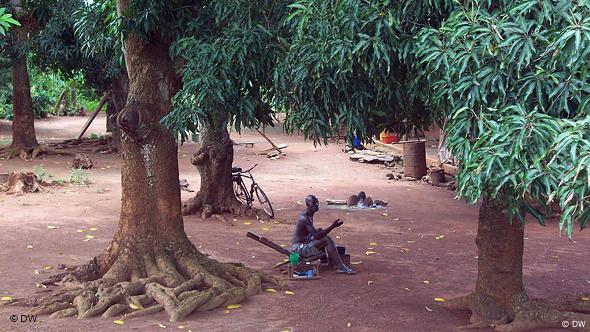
<box><xmin>305</xmin><ymin>195</ymin><xmax>319</xmax><ymax>215</ymax></box>
<box><xmin>358</xmin><ymin>191</ymin><xmax>366</xmax><ymax>201</ymax></box>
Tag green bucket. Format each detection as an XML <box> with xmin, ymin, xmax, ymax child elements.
<box><xmin>289</xmin><ymin>253</ymin><xmax>300</xmax><ymax>266</ymax></box>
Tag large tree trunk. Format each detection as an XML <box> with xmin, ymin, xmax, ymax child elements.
<box><xmin>6</xmin><ymin>22</ymin><xmax>38</xmax><ymax>155</ymax></box>
<box><xmin>10</xmin><ymin>53</ymin><xmax>37</xmax><ymax>150</ymax></box>
<box><xmin>182</xmin><ymin>120</ymin><xmax>242</xmax><ymax>217</ymax></box>
<box><xmin>442</xmin><ymin>197</ymin><xmax>590</xmax><ymax>331</ymax></box>
<box><xmin>25</xmin><ymin>2</ymin><xmax>281</xmax><ymax>321</ymax></box>
<box><xmin>470</xmin><ymin>197</ymin><xmax>526</xmax><ymax>322</ymax></box>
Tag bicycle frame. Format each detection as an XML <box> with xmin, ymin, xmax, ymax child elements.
<box><xmin>232</xmin><ymin>165</ymin><xmax>257</xmax><ymax>205</ymax></box>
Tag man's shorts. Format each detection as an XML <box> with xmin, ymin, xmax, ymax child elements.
<box><xmin>291</xmin><ymin>242</ymin><xmax>322</xmax><ymax>257</ymax></box>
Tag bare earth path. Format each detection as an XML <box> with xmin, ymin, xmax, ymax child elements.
<box><xmin>0</xmin><ymin>115</ymin><xmax>587</xmax><ymax>331</ymax></box>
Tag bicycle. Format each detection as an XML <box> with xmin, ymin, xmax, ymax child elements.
<box><xmin>232</xmin><ymin>164</ymin><xmax>274</xmax><ymax>218</ymax></box>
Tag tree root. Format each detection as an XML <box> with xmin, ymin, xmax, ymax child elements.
<box><xmin>20</xmin><ymin>245</ymin><xmax>285</xmax><ymax>322</ymax></box>
<box><xmin>0</xmin><ymin>144</ymin><xmax>74</xmax><ymax>160</ymax></box>
<box><xmin>442</xmin><ymin>292</ymin><xmax>590</xmax><ymax>331</ymax></box>
<box><xmin>47</xmin><ymin>137</ymin><xmax>116</xmax><ymax>154</ymax></box>
<box><xmin>182</xmin><ymin>194</ymin><xmax>271</xmax><ymax>221</ymax></box>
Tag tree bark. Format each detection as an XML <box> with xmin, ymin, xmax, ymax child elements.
<box><xmin>471</xmin><ymin>197</ymin><xmax>526</xmax><ymax>322</ymax></box>
<box><xmin>182</xmin><ymin>120</ymin><xmax>245</xmax><ymax>218</ymax></box>
<box><xmin>106</xmin><ymin>73</ymin><xmax>128</xmax><ymax>152</ymax></box>
<box><xmin>9</xmin><ymin>25</ymin><xmax>38</xmax><ymax>152</ymax></box>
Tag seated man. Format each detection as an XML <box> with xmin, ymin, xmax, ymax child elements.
<box><xmin>291</xmin><ymin>195</ymin><xmax>355</xmax><ymax>274</ymax></box>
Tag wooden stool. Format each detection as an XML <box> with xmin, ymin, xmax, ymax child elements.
<box><xmin>244</xmin><ymin>142</ymin><xmax>255</xmax><ymax>148</ymax></box>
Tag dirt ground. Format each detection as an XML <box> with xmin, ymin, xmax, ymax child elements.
<box><xmin>0</xmin><ymin>115</ymin><xmax>588</xmax><ymax>332</ymax></box>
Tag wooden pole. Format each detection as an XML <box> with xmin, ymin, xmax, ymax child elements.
<box><xmin>255</xmin><ymin>128</ymin><xmax>283</xmax><ymax>154</ymax></box>
<box><xmin>76</xmin><ymin>92</ymin><xmax>111</xmax><ymax>141</ymax></box>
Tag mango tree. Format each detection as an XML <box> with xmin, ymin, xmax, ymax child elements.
<box><xmin>415</xmin><ymin>1</ymin><xmax>590</xmax><ymax>330</ymax></box>
<box><xmin>21</xmin><ymin>0</ymin><xmax>283</xmax><ymax>322</ymax></box>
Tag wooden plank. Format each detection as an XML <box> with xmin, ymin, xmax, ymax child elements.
<box><xmin>246</xmin><ymin>232</ymin><xmax>290</xmax><ymax>256</ymax></box>
<box><xmin>255</xmin><ymin>128</ymin><xmax>283</xmax><ymax>154</ymax></box>
<box><xmin>257</xmin><ymin>143</ymin><xmax>288</xmax><ymax>155</ymax></box>
<box><xmin>77</xmin><ymin>92</ymin><xmax>111</xmax><ymax>141</ymax></box>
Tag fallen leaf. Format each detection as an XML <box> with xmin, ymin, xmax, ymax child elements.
<box><xmin>1</xmin><ymin>296</ymin><xmax>12</xmax><ymax>301</ymax></box>
<box><xmin>274</xmin><ymin>220</ymin><xmax>279</xmax><ymax>224</ymax></box>
<box><xmin>425</xmin><ymin>306</ymin><xmax>433</xmax><ymax>312</ymax></box>
<box><xmin>365</xmin><ymin>251</ymin><xmax>376</xmax><ymax>255</ymax></box>
<box><xmin>90</xmin><ymin>227</ymin><xmax>98</xmax><ymax>231</ymax></box>
<box><xmin>280</xmin><ymin>244</ymin><xmax>286</xmax><ymax>247</ymax></box>
<box><xmin>404</xmin><ymin>287</ymin><xmax>410</xmax><ymax>291</ymax></box>
<box><xmin>158</xmin><ymin>323</ymin><xmax>166</xmax><ymax>328</ymax></box>
<box><xmin>285</xmin><ymin>290</ymin><xmax>295</xmax><ymax>295</ymax></box>
<box><xmin>177</xmin><ymin>326</ymin><xmax>185</xmax><ymax>330</ymax></box>
<box><xmin>224</xmin><ymin>309</ymin><xmax>230</xmax><ymax>314</ymax></box>
<box><xmin>226</xmin><ymin>304</ymin><xmax>241</xmax><ymax>309</ymax></box>
<box><xmin>581</xmin><ymin>296</ymin><xmax>590</xmax><ymax>301</ymax></box>
<box><xmin>350</xmin><ymin>261</ymin><xmax>363</xmax><ymax>265</ymax></box>
<box><xmin>243</xmin><ymin>222</ymin><xmax>252</xmax><ymax>225</ymax></box>
<box><xmin>367</xmin><ymin>247</ymin><xmax>374</xmax><ymax>250</ymax></box>
<box><xmin>86</xmin><ymin>235</ymin><xmax>95</xmax><ymax>239</ymax></box>
<box><xmin>188</xmin><ymin>236</ymin><xmax>192</xmax><ymax>238</ymax></box>
<box><xmin>336</xmin><ymin>236</ymin><xmax>341</xmax><ymax>239</ymax></box>
<box><xmin>434</xmin><ymin>297</ymin><xmax>445</xmax><ymax>302</ymax></box>
<box><xmin>367</xmin><ymin>281</ymin><xmax>373</xmax><ymax>285</ymax></box>
<box><xmin>251</xmin><ymin>256</ymin><xmax>256</xmax><ymax>259</ymax></box>
<box><xmin>347</xmin><ymin>322</ymin><xmax>351</xmax><ymax>327</ymax></box>
<box><xmin>382</xmin><ymin>213</ymin><xmax>388</xmax><ymax>216</ymax></box>
<box><xmin>435</xmin><ymin>235</ymin><xmax>445</xmax><ymax>240</ymax></box>
<box><xmin>280</xmin><ymin>329</ymin><xmax>292</xmax><ymax>332</ymax></box>
<box><xmin>407</xmin><ymin>240</ymin><xmax>415</xmax><ymax>243</ymax></box>
<box><xmin>43</xmin><ymin>265</ymin><xmax>53</xmax><ymax>270</ymax></box>
<box><xmin>265</xmin><ymin>288</ymin><xmax>277</xmax><ymax>293</ymax></box>
<box><xmin>393</xmin><ymin>218</ymin><xmax>400</xmax><ymax>221</ymax></box>
<box><xmin>129</xmin><ymin>303</ymin><xmax>141</xmax><ymax>310</ymax></box>
<box><xmin>113</xmin><ymin>320</ymin><xmax>125</xmax><ymax>325</ymax></box>
<box><xmin>235</xmin><ymin>241</ymin><xmax>240</xmax><ymax>245</ymax></box>
<box><xmin>369</xmin><ymin>242</ymin><xmax>377</xmax><ymax>246</ymax></box>
<box><xmin>232</xmin><ymin>218</ymin><xmax>237</xmax><ymax>222</ymax></box>
<box><xmin>34</xmin><ymin>270</ymin><xmax>40</xmax><ymax>275</ymax></box>
<box><xmin>47</xmin><ymin>225</ymin><xmax>58</xmax><ymax>229</ymax></box>
<box><xmin>262</xmin><ymin>227</ymin><xmax>270</xmax><ymax>231</ymax></box>
<box><xmin>27</xmin><ymin>245</ymin><xmax>33</xmax><ymax>249</ymax></box>
<box><xmin>76</xmin><ymin>229</ymin><xmax>86</xmax><ymax>233</ymax></box>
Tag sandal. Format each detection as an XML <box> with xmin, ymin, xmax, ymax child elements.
<box><xmin>336</xmin><ymin>267</ymin><xmax>356</xmax><ymax>275</ymax></box>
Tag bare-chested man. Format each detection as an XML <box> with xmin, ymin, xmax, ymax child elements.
<box><xmin>291</xmin><ymin>195</ymin><xmax>355</xmax><ymax>274</ymax></box>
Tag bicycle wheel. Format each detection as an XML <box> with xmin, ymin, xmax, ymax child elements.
<box><xmin>233</xmin><ymin>178</ymin><xmax>249</xmax><ymax>205</ymax></box>
<box><xmin>254</xmin><ymin>185</ymin><xmax>274</xmax><ymax>218</ymax></box>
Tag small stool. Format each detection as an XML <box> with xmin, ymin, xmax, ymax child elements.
<box><xmin>244</xmin><ymin>142</ymin><xmax>255</xmax><ymax>148</ymax></box>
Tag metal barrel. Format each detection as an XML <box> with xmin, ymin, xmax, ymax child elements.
<box><xmin>403</xmin><ymin>141</ymin><xmax>427</xmax><ymax>178</ymax></box>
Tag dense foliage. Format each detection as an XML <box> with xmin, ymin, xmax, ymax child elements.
<box><xmin>276</xmin><ymin>0</ymin><xmax>453</xmax><ymax>143</ymax></box>
<box><xmin>164</xmin><ymin>0</ymin><xmax>288</xmax><ymax>139</ymax></box>
<box><xmin>415</xmin><ymin>0</ymin><xmax>590</xmax><ymax>235</ymax></box>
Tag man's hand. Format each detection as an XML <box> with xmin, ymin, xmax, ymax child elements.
<box><xmin>332</xmin><ymin>218</ymin><xmax>343</xmax><ymax>228</ymax></box>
